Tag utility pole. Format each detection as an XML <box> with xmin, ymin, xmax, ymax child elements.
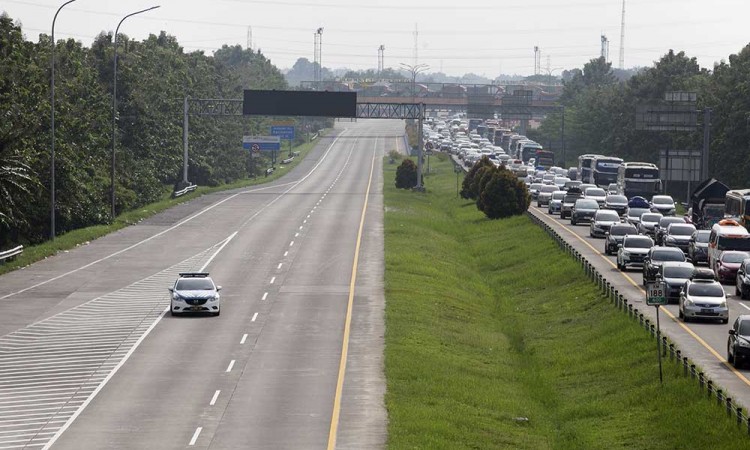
<box><xmin>378</xmin><ymin>45</ymin><xmax>385</xmax><ymax>76</ymax></box>
<box><xmin>619</xmin><ymin>0</ymin><xmax>626</xmax><ymax>69</ymax></box>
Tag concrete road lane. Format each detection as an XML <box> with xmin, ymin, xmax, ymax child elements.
<box><xmin>0</xmin><ymin>121</ymin><xmax>397</xmax><ymax>449</ymax></box>
<box><xmin>528</xmin><ymin>205</ymin><xmax>750</xmax><ymax>410</ymax></box>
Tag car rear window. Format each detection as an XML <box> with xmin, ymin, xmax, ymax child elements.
<box><xmin>663</xmin><ymin>266</ymin><xmax>694</xmax><ymax>279</ymax></box>
<box><xmin>596</xmin><ymin>211</ymin><xmax>620</xmax><ymax>221</ymax></box>
<box><xmin>695</xmin><ymin>232</ymin><xmax>711</xmax><ymax>243</ymax></box>
<box><xmin>607</xmin><ymin>195</ymin><xmax>627</xmax><ymax>203</ymax></box>
<box><xmin>652</xmin><ymin>249</ymin><xmax>685</xmax><ymax>261</ymax></box>
<box><xmin>576</xmin><ymin>199</ymin><xmax>599</xmax><ymax>208</ymax></box>
<box><xmin>611</xmin><ymin>226</ymin><xmax>636</xmax><ymax>236</ymax></box>
<box><xmin>540</xmin><ymin>185</ymin><xmax>557</xmax><ymax>193</ymax></box>
<box><xmin>641</xmin><ymin>214</ymin><xmax>662</xmax><ymax>222</ymax></box>
<box><xmin>669</xmin><ymin>225</ymin><xmax>696</xmax><ymax>236</ymax></box>
<box><xmin>626</xmin><ymin>237</ymin><xmax>653</xmax><ymax>248</ymax></box>
<box><xmin>740</xmin><ymin>321</ymin><xmax>750</xmax><ymax>335</ymax></box>
<box><xmin>586</xmin><ymin>188</ymin><xmax>606</xmax><ymax>197</ymax></box>
<box><xmin>721</xmin><ymin>252</ymin><xmax>750</xmax><ymax>263</ymax></box>
<box><xmin>688</xmin><ymin>283</ymin><xmax>725</xmax><ymax>297</ymax></box>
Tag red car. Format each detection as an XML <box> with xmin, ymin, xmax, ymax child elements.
<box><xmin>715</xmin><ymin>251</ymin><xmax>750</xmax><ymax>284</ymax></box>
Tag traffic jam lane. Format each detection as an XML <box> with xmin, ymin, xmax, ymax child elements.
<box><xmin>528</xmin><ymin>205</ymin><xmax>750</xmax><ymax>407</ymax></box>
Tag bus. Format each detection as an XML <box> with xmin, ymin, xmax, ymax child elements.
<box><xmin>520</xmin><ymin>141</ymin><xmax>544</xmax><ymax>163</ymax></box>
<box><xmin>616</xmin><ymin>162</ymin><xmax>662</xmax><ymax>199</ymax></box>
<box><xmin>725</xmin><ymin>189</ymin><xmax>750</xmax><ymax>231</ymax></box>
<box><xmin>591</xmin><ymin>156</ymin><xmax>623</xmax><ymax>187</ymax></box>
<box><xmin>534</xmin><ymin>149</ymin><xmax>555</xmax><ymax>169</ymax></box>
<box><xmin>508</xmin><ymin>135</ymin><xmax>528</xmax><ymax>159</ymax></box>
<box><xmin>578</xmin><ymin>154</ymin><xmax>602</xmax><ymax>184</ymax></box>
<box><xmin>708</xmin><ymin>220</ymin><xmax>750</xmax><ymax>270</ymax></box>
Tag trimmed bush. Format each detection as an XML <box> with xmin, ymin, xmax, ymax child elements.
<box><xmin>395</xmin><ymin>159</ymin><xmax>418</xmax><ymax>189</ymax></box>
<box><xmin>460</xmin><ymin>156</ymin><xmax>495</xmax><ymax>199</ymax></box>
<box><xmin>479</xmin><ymin>168</ymin><xmax>531</xmax><ymax>219</ymax></box>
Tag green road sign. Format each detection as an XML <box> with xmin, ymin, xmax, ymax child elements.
<box><xmin>646</xmin><ymin>281</ymin><xmax>667</xmax><ymax>306</ymax></box>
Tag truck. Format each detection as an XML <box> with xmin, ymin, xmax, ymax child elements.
<box><xmin>690</xmin><ymin>178</ymin><xmax>729</xmax><ymax>230</ymax></box>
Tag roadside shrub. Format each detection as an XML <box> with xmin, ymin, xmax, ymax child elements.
<box><xmin>388</xmin><ymin>149</ymin><xmax>402</xmax><ymax>163</ymax></box>
<box><xmin>395</xmin><ymin>158</ymin><xmax>418</xmax><ymax>189</ymax></box>
<box><xmin>479</xmin><ymin>168</ymin><xmax>531</xmax><ymax>219</ymax></box>
<box><xmin>460</xmin><ymin>156</ymin><xmax>495</xmax><ymax>199</ymax></box>
<box><xmin>474</xmin><ymin>165</ymin><xmax>498</xmax><ymax>212</ymax></box>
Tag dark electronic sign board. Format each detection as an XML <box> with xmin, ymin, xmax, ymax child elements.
<box><xmin>243</xmin><ymin>90</ymin><xmax>357</xmax><ymax>117</ymax></box>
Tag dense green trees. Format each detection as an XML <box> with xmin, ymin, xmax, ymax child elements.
<box><xmin>0</xmin><ymin>13</ymin><xmax>326</xmax><ymax>248</ymax></box>
<box><xmin>531</xmin><ymin>48</ymin><xmax>750</xmax><ymax>196</ymax></box>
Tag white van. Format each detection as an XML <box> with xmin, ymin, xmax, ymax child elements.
<box><xmin>708</xmin><ymin>220</ymin><xmax>750</xmax><ymax>270</ymax></box>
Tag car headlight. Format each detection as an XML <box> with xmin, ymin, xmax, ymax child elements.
<box><xmin>622</xmin><ymin>251</ymin><xmax>631</xmax><ymax>258</ymax></box>
<box><xmin>739</xmin><ymin>339</ymin><xmax>750</xmax><ymax>348</ymax></box>
<box><xmin>720</xmin><ymin>301</ymin><xmax>727</xmax><ymax>308</ymax></box>
<box><xmin>684</xmin><ymin>298</ymin><xmax>694</xmax><ymax>307</ymax></box>
<box><xmin>667</xmin><ymin>208</ymin><xmax>675</xmax><ymax>215</ymax></box>
<box><xmin>172</xmin><ymin>293</ymin><xmax>183</xmax><ymax>302</ymax></box>
<box><xmin>209</xmin><ymin>295</ymin><xmax>219</xmax><ymax>302</ymax></box>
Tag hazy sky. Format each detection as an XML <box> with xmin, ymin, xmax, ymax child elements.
<box><xmin>3</xmin><ymin>0</ymin><xmax>750</xmax><ymax>77</ymax></box>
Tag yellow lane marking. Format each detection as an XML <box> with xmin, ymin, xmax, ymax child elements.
<box><xmin>326</xmin><ymin>138</ymin><xmax>377</xmax><ymax>449</ymax></box>
<box><xmin>530</xmin><ymin>206</ymin><xmax>750</xmax><ymax>387</ymax></box>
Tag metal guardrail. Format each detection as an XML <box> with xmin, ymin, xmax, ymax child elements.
<box><xmin>172</xmin><ymin>184</ymin><xmax>197</xmax><ymax>198</ymax></box>
<box><xmin>0</xmin><ymin>245</ymin><xmax>23</xmax><ymax>263</ymax></box>
<box><xmin>311</xmin><ymin>133</ymin><xmax>319</xmax><ymax>141</ymax></box>
<box><xmin>281</xmin><ymin>156</ymin><xmax>294</xmax><ymax>164</ymax></box>
<box><xmin>526</xmin><ymin>212</ymin><xmax>750</xmax><ymax>434</ymax></box>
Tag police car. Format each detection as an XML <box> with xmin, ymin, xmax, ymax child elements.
<box><xmin>169</xmin><ymin>272</ymin><xmax>221</xmax><ymax>316</ymax></box>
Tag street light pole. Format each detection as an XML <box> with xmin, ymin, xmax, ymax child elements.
<box><xmin>50</xmin><ymin>0</ymin><xmax>78</xmax><ymax>240</ymax></box>
<box><xmin>111</xmin><ymin>5</ymin><xmax>160</xmax><ymax>220</ymax></box>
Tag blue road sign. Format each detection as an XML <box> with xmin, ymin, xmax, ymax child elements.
<box><xmin>242</xmin><ymin>136</ymin><xmax>281</xmax><ymax>151</ymax></box>
<box><xmin>270</xmin><ymin>125</ymin><xmax>295</xmax><ymax>140</ymax></box>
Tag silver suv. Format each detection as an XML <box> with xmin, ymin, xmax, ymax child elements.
<box><xmin>617</xmin><ymin>235</ymin><xmax>654</xmax><ymax>271</ymax></box>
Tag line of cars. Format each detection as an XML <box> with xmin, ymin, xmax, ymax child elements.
<box><xmin>537</xmin><ymin>182</ymin><xmax>750</xmax><ymax>366</ymax></box>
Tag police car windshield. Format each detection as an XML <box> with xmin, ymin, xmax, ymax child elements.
<box><xmin>176</xmin><ymin>279</ymin><xmax>214</xmax><ymax>290</ymax></box>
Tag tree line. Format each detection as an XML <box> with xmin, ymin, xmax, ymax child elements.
<box><xmin>0</xmin><ymin>14</ymin><xmax>329</xmax><ymax>249</ymax></box>
<box><xmin>528</xmin><ymin>47</ymin><xmax>750</xmax><ymax>198</ymax></box>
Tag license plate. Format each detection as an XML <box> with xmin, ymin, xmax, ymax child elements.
<box><xmin>701</xmin><ymin>308</ymin><xmax>713</xmax><ymax>313</ymax></box>
<box><xmin>191</xmin><ymin>306</ymin><xmax>203</xmax><ymax>311</ymax></box>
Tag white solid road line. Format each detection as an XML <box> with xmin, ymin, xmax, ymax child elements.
<box><xmin>189</xmin><ymin>427</ymin><xmax>202</xmax><ymax>446</ymax></box>
<box><xmin>225</xmin><ymin>360</ymin><xmax>235</xmax><ymax>373</ymax></box>
<box><xmin>251</xmin><ymin>313</ymin><xmax>258</xmax><ymax>322</ymax></box>
<box><xmin>740</xmin><ymin>303</ymin><xmax>750</xmax><ymax>311</ymax></box>
<box><xmin>289</xmin><ymin>241</ymin><xmax>295</xmax><ymax>247</ymax></box>
<box><xmin>240</xmin><ymin>334</ymin><xmax>248</xmax><ymax>344</ymax></box>
<box><xmin>209</xmin><ymin>390</ymin><xmax>220</xmax><ymax>406</ymax></box>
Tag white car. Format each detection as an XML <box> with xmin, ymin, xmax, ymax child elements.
<box><xmin>169</xmin><ymin>272</ymin><xmax>222</xmax><ymax>316</ymax></box>
<box><xmin>651</xmin><ymin>195</ymin><xmax>677</xmax><ymax>216</ymax></box>
<box><xmin>590</xmin><ymin>209</ymin><xmax>621</xmax><ymax>238</ymax></box>
<box><xmin>617</xmin><ymin>235</ymin><xmax>654</xmax><ymax>270</ymax></box>
<box><xmin>679</xmin><ymin>278</ymin><xmax>728</xmax><ymax>323</ymax></box>
<box><xmin>584</xmin><ymin>187</ymin><xmax>607</xmax><ymax>206</ymax></box>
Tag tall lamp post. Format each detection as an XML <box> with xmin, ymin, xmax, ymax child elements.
<box><xmin>50</xmin><ymin>0</ymin><xmax>78</xmax><ymax>240</ymax></box>
<box><xmin>400</xmin><ymin>62</ymin><xmax>429</xmax><ymax>190</ymax></box>
<box><xmin>111</xmin><ymin>5</ymin><xmax>160</xmax><ymax>220</ymax></box>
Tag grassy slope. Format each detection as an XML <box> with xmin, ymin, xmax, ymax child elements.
<box><xmin>384</xmin><ymin>154</ymin><xmax>745</xmax><ymax>449</ymax></box>
<box><xmin>0</xmin><ymin>135</ymin><xmax>325</xmax><ymax>276</ymax></box>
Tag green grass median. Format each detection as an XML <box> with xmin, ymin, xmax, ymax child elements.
<box><xmin>384</xmin><ymin>154</ymin><xmax>745</xmax><ymax>449</ymax></box>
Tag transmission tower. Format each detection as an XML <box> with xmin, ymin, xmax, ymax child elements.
<box><xmin>619</xmin><ymin>0</ymin><xmax>626</xmax><ymax>69</ymax></box>
<box><xmin>378</xmin><ymin>45</ymin><xmax>385</xmax><ymax>75</ymax></box>
<box><xmin>247</xmin><ymin>27</ymin><xmax>253</xmax><ymax>50</ymax></box>
<box><xmin>533</xmin><ymin>46</ymin><xmax>541</xmax><ymax>75</ymax></box>
<box><xmin>601</xmin><ymin>35</ymin><xmax>609</xmax><ymax>62</ymax></box>
<box><xmin>413</xmin><ymin>23</ymin><xmax>419</xmax><ymax>66</ymax></box>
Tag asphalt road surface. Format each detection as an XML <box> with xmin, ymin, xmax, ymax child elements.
<box><xmin>528</xmin><ymin>204</ymin><xmax>750</xmax><ymax>410</ymax></box>
<box><xmin>0</xmin><ymin>120</ymin><xmax>403</xmax><ymax>449</ymax></box>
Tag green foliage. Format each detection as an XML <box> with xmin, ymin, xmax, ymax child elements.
<box><xmin>395</xmin><ymin>158</ymin><xmax>418</xmax><ymax>189</ymax></box>
<box><xmin>0</xmin><ymin>15</ymin><xmax>332</xmax><ymax>249</ymax></box>
<box><xmin>460</xmin><ymin>156</ymin><xmax>494</xmax><ymax>199</ymax></box>
<box><xmin>479</xmin><ymin>168</ymin><xmax>530</xmax><ymax>219</ymax></box>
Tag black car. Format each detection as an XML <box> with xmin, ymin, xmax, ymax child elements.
<box><xmin>688</xmin><ymin>230</ymin><xmax>711</xmax><ymax>265</ymax></box>
<box><xmin>560</xmin><ymin>187</ymin><xmax>584</xmax><ymax>219</ymax></box>
<box><xmin>728</xmin><ymin>315</ymin><xmax>750</xmax><ymax>367</ymax></box>
<box><xmin>643</xmin><ymin>246</ymin><xmax>687</xmax><ymax>286</ymax></box>
<box><xmin>737</xmin><ymin>258</ymin><xmax>750</xmax><ymax>299</ymax></box>
<box><xmin>657</xmin><ymin>261</ymin><xmax>695</xmax><ymax>304</ymax></box>
<box><xmin>663</xmin><ymin>223</ymin><xmax>697</xmax><ymax>254</ymax></box>
<box><xmin>654</xmin><ymin>216</ymin><xmax>687</xmax><ymax>246</ymax></box>
<box><xmin>604</xmin><ymin>223</ymin><xmax>638</xmax><ymax>255</ymax></box>
<box><xmin>570</xmin><ymin>198</ymin><xmax>600</xmax><ymax>225</ymax></box>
